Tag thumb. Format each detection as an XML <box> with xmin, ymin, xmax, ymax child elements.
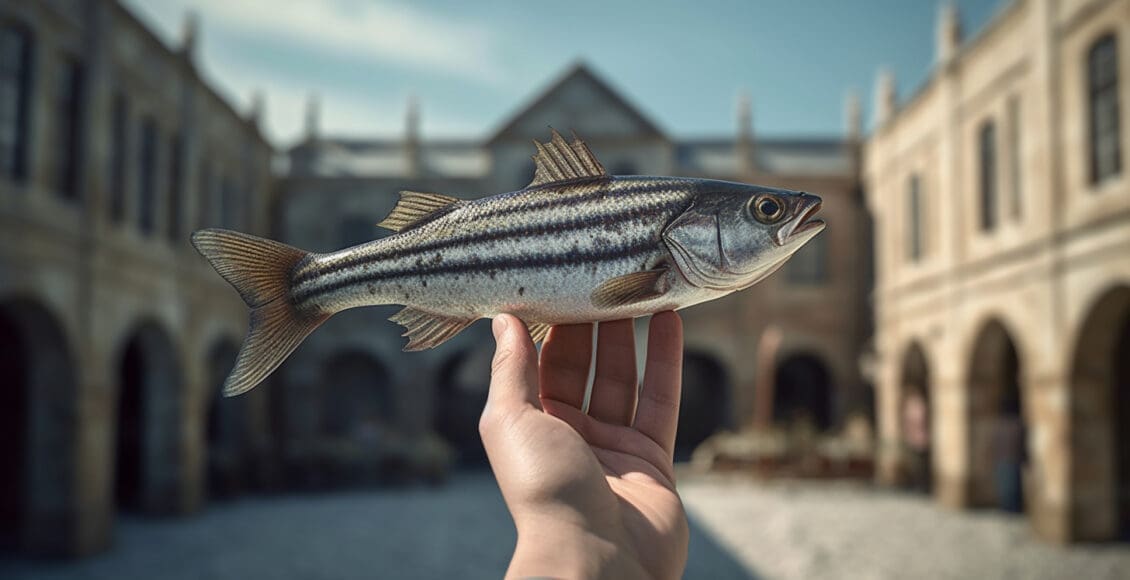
<box><xmin>485</xmin><ymin>314</ymin><xmax>541</xmax><ymax>412</ymax></box>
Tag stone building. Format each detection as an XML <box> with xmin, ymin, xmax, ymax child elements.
<box><xmin>0</xmin><ymin>0</ymin><xmax>273</xmax><ymax>556</ymax></box>
<box><xmin>278</xmin><ymin>63</ymin><xmax>871</xmax><ymax>464</ymax></box>
<box><xmin>865</xmin><ymin>0</ymin><xmax>1130</xmax><ymax>542</ymax></box>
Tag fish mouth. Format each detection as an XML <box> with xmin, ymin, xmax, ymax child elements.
<box><xmin>780</xmin><ymin>198</ymin><xmax>825</xmax><ymax>244</ymax></box>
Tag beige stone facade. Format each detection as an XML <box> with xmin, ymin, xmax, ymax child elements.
<box><xmin>0</xmin><ymin>0</ymin><xmax>273</xmax><ymax>556</ymax></box>
<box><xmin>865</xmin><ymin>0</ymin><xmax>1130</xmax><ymax>542</ymax></box>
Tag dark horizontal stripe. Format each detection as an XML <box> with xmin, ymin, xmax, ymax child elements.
<box><xmin>293</xmin><ymin>180</ymin><xmax>687</xmax><ymax>285</ymax></box>
<box><xmin>292</xmin><ymin>235</ymin><xmax>660</xmax><ymax>304</ymax></box>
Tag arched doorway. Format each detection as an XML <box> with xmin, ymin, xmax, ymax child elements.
<box><xmin>0</xmin><ymin>300</ymin><xmax>77</xmax><ymax>554</ymax></box>
<box><xmin>1070</xmin><ymin>286</ymin><xmax>1130</xmax><ymax>541</ymax></box>
<box><xmin>320</xmin><ymin>350</ymin><xmax>395</xmax><ymax>484</ymax></box>
<box><xmin>899</xmin><ymin>342</ymin><xmax>932</xmax><ymax>493</ymax></box>
<box><xmin>676</xmin><ymin>351</ymin><xmax>730</xmax><ymax>462</ymax></box>
<box><xmin>774</xmin><ymin>353</ymin><xmax>833</xmax><ymax>431</ymax></box>
<box><xmin>967</xmin><ymin>320</ymin><xmax>1026</xmax><ymax>512</ymax></box>
<box><xmin>205</xmin><ymin>339</ymin><xmax>248</xmax><ymax>500</ymax></box>
<box><xmin>115</xmin><ymin>323</ymin><xmax>183</xmax><ymax>514</ymax></box>
<box><xmin>435</xmin><ymin>349</ymin><xmax>491</xmax><ymax>466</ymax></box>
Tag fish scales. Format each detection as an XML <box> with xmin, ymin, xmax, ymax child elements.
<box><xmin>192</xmin><ymin>130</ymin><xmax>825</xmax><ymax>396</ymax></box>
<box><xmin>295</xmin><ymin>176</ymin><xmax>690</xmax><ymax>318</ymax></box>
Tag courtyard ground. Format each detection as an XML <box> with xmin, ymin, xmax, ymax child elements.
<box><xmin>2</xmin><ymin>471</ymin><xmax>1127</xmax><ymax>579</ymax></box>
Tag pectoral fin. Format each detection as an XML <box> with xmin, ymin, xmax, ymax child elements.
<box><xmin>389</xmin><ymin>307</ymin><xmax>475</xmax><ymax>351</ymax></box>
<box><xmin>590</xmin><ymin>268</ymin><xmax>670</xmax><ymax>309</ymax></box>
<box><xmin>526</xmin><ymin>322</ymin><xmax>551</xmax><ymax>344</ymax></box>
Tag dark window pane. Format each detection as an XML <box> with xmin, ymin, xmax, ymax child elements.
<box><xmin>1089</xmin><ymin>35</ymin><xmax>1121</xmax><ymax>185</ymax></box>
<box><xmin>167</xmin><ymin>134</ymin><xmax>183</xmax><ymax>242</ymax></box>
<box><xmin>138</xmin><ymin>118</ymin><xmax>158</xmax><ymax>235</ymax></box>
<box><xmin>109</xmin><ymin>94</ymin><xmax>128</xmax><ymax>222</ymax></box>
<box><xmin>0</xmin><ymin>25</ymin><xmax>32</xmax><ymax>182</ymax></box>
<box><xmin>53</xmin><ymin>58</ymin><xmax>84</xmax><ymax>200</ymax></box>
<box><xmin>197</xmin><ymin>159</ymin><xmax>212</xmax><ymax>229</ymax></box>
<box><xmin>979</xmin><ymin>121</ymin><xmax>997</xmax><ymax>232</ymax></box>
<box><xmin>220</xmin><ymin>176</ymin><xmax>236</xmax><ymax>230</ymax></box>
<box><xmin>786</xmin><ymin>232</ymin><xmax>827</xmax><ymax>285</ymax></box>
<box><xmin>907</xmin><ymin>174</ymin><xmax>922</xmax><ymax>262</ymax></box>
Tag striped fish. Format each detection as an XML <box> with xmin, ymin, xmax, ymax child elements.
<box><xmin>192</xmin><ymin>130</ymin><xmax>825</xmax><ymax>396</ymax></box>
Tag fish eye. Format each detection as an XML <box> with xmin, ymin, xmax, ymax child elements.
<box><xmin>750</xmin><ymin>195</ymin><xmax>785</xmax><ymax>224</ymax></box>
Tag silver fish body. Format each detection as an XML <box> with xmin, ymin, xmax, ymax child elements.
<box><xmin>192</xmin><ymin>131</ymin><xmax>825</xmax><ymax>396</ymax></box>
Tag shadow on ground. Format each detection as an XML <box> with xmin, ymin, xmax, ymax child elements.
<box><xmin>0</xmin><ymin>473</ymin><xmax>758</xmax><ymax>580</ymax></box>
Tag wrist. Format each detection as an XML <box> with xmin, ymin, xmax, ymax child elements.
<box><xmin>507</xmin><ymin>516</ymin><xmax>647</xmax><ymax>580</ymax></box>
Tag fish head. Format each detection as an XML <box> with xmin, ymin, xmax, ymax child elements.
<box><xmin>662</xmin><ymin>181</ymin><xmax>825</xmax><ymax>291</ymax></box>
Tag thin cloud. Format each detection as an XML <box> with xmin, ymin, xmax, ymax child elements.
<box><xmin>183</xmin><ymin>0</ymin><xmax>506</xmax><ymax>85</ymax></box>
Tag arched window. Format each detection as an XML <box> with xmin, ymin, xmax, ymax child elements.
<box><xmin>1089</xmin><ymin>34</ymin><xmax>1121</xmax><ymax>185</ymax></box>
<box><xmin>978</xmin><ymin>121</ymin><xmax>998</xmax><ymax>232</ymax></box>
<box><xmin>906</xmin><ymin>174</ymin><xmax>923</xmax><ymax>262</ymax></box>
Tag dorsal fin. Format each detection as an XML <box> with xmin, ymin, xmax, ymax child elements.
<box><xmin>527</xmin><ymin>129</ymin><xmax>608</xmax><ymax>189</ymax></box>
<box><xmin>377</xmin><ymin>191</ymin><xmax>461</xmax><ymax>232</ymax></box>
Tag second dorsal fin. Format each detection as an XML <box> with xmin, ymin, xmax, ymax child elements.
<box><xmin>527</xmin><ymin>129</ymin><xmax>608</xmax><ymax>189</ymax></box>
<box><xmin>377</xmin><ymin>191</ymin><xmax>461</xmax><ymax>232</ymax></box>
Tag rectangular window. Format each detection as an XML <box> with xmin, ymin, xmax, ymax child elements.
<box><xmin>907</xmin><ymin>174</ymin><xmax>923</xmax><ymax>262</ymax></box>
<box><xmin>167</xmin><ymin>133</ymin><xmax>183</xmax><ymax>242</ymax></box>
<box><xmin>0</xmin><ymin>25</ymin><xmax>32</xmax><ymax>182</ymax></box>
<box><xmin>220</xmin><ymin>175</ymin><xmax>236</xmax><ymax>230</ymax></box>
<box><xmin>1089</xmin><ymin>35</ymin><xmax>1121</xmax><ymax>185</ymax></box>
<box><xmin>109</xmin><ymin>94</ymin><xmax>128</xmax><ymax>222</ymax></box>
<box><xmin>197</xmin><ymin>158</ymin><xmax>212</xmax><ymax>229</ymax></box>
<box><xmin>786</xmin><ymin>232</ymin><xmax>827</xmax><ymax>285</ymax></box>
<box><xmin>1007</xmin><ymin>97</ymin><xmax>1022</xmax><ymax>219</ymax></box>
<box><xmin>138</xmin><ymin>117</ymin><xmax>158</xmax><ymax>235</ymax></box>
<box><xmin>52</xmin><ymin>57</ymin><xmax>84</xmax><ymax>200</ymax></box>
<box><xmin>979</xmin><ymin>121</ymin><xmax>998</xmax><ymax>232</ymax></box>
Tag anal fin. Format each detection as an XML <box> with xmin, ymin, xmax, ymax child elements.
<box><xmin>591</xmin><ymin>268</ymin><xmax>670</xmax><ymax>309</ymax></box>
<box><xmin>390</xmin><ymin>306</ymin><xmax>475</xmax><ymax>351</ymax></box>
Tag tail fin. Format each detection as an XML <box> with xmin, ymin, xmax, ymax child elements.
<box><xmin>191</xmin><ymin>229</ymin><xmax>328</xmax><ymax>397</ymax></box>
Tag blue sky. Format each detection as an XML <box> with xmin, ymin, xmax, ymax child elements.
<box><xmin>124</xmin><ymin>0</ymin><xmax>1005</xmax><ymax>145</ymax></box>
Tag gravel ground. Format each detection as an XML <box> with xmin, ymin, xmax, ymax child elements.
<box><xmin>679</xmin><ymin>472</ymin><xmax>1130</xmax><ymax>580</ymax></box>
<box><xmin>2</xmin><ymin>471</ymin><xmax>1127</xmax><ymax>579</ymax></box>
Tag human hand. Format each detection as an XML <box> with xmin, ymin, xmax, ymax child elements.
<box><xmin>479</xmin><ymin>312</ymin><xmax>688</xmax><ymax>580</ymax></box>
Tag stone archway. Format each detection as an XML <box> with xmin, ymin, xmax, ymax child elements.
<box><xmin>0</xmin><ymin>299</ymin><xmax>77</xmax><ymax>555</ymax></box>
<box><xmin>774</xmin><ymin>352</ymin><xmax>833</xmax><ymax>431</ymax></box>
<box><xmin>676</xmin><ymin>351</ymin><xmax>731</xmax><ymax>462</ymax></box>
<box><xmin>899</xmin><ymin>342</ymin><xmax>932</xmax><ymax>493</ymax></box>
<box><xmin>435</xmin><ymin>348</ymin><xmax>491</xmax><ymax>466</ymax></box>
<box><xmin>321</xmin><ymin>351</ymin><xmax>395</xmax><ymax>437</ymax></box>
<box><xmin>115</xmin><ymin>322</ymin><xmax>184</xmax><ymax>514</ymax></box>
<box><xmin>1070</xmin><ymin>285</ymin><xmax>1130</xmax><ymax>541</ymax></box>
<box><xmin>205</xmin><ymin>338</ymin><xmax>248</xmax><ymax>500</ymax></box>
<box><xmin>967</xmin><ymin>319</ymin><xmax>1026</xmax><ymax>512</ymax></box>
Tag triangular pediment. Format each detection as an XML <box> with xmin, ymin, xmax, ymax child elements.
<box><xmin>488</xmin><ymin>63</ymin><xmax>666</xmax><ymax>143</ymax></box>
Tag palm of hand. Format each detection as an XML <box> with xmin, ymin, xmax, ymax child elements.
<box><xmin>480</xmin><ymin>313</ymin><xmax>688</xmax><ymax>580</ymax></box>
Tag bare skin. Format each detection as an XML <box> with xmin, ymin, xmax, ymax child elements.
<box><xmin>479</xmin><ymin>312</ymin><xmax>689</xmax><ymax>580</ymax></box>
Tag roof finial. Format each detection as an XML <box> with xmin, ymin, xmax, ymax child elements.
<box><xmin>405</xmin><ymin>95</ymin><xmax>421</xmax><ymax>178</ymax></box>
<box><xmin>874</xmin><ymin>68</ymin><xmax>897</xmax><ymax>128</ymax></box>
<box><xmin>844</xmin><ymin>88</ymin><xmax>862</xmax><ymax>141</ymax></box>
<box><xmin>937</xmin><ymin>1</ymin><xmax>963</xmax><ymax>66</ymax></box>
<box><xmin>736</xmin><ymin>90</ymin><xmax>756</xmax><ymax>179</ymax></box>
<box><xmin>304</xmin><ymin>93</ymin><xmax>320</xmax><ymax>142</ymax></box>
<box><xmin>181</xmin><ymin>10</ymin><xmax>200</xmax><ymax>62</ymax></box>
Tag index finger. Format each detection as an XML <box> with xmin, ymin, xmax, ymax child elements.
<box><xmin>632</xmin><ymin>311</ymin><xmax>683</xmax><ymax>457</ymax></box>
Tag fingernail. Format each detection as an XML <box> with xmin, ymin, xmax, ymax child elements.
<box><xmin>492</xmin><ymin>315</ymin><xmax>509</xmax><ymax>338</ymax></box>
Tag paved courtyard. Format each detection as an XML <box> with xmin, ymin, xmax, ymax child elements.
<box><xmin>2</xmin><ymin>471</ymin><xmax>1128</xmax><ymax>579</ymax></box>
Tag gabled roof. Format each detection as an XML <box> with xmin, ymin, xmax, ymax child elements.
<box><xmin>486</xmin><ymin>62</ymin><xmax>666</xmax><ymax>144</ymax></box>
